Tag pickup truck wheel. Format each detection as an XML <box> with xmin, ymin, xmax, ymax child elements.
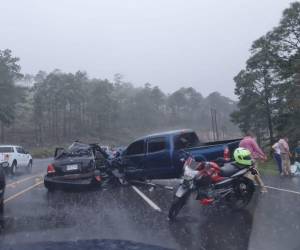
<box><xmin>26</xmin><ymin>160</ymin><xmax>32</xmax><ymax>173</ymax></box>
<box><xmin>10</xmin><ymin>162</ymin><xmax>17</xmax><ymax>175</ymax></box>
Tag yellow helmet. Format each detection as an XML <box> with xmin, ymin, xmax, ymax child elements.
<box><xmin>234</xmin><ymin>147</ymin><xmax>253</xmax><ymax>166</ymax></box>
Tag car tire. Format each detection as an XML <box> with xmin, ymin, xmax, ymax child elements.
<box><xmin>10</xmin><ymin>161</ymin><xmax>17</xmax><ymax>175</ymax></box>
<box><xmin>26</xmin><ymin>160</ymin><xmax>32</xmax><ymax>173</ymax></box>
<box><xmin>0</xmin><ymin>199</ymin><xmax>3</xmax><ymax>214</ymax></box>
<box><xmin>44</xmin><ymin>181</ymin><xmax>55</xmax><ymax>192</ymax></box>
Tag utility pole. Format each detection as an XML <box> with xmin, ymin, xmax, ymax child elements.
<box><xmin>210</xmin><ymin>108</ymin><xmax>219</xmax><ymax>141</ymax></box>
<box><xmin>214</xmin><ymin>109</ymin><xmax>219</xmax><ymax>140</ymax></box>
<box><xmin>222</xmin><ymin>125</ymin><xmax>226</xmax><ymax>139</ymax></box>
<box><xmin>210</xmin><ymin>108</ymin><xmax>216</xmax><ymax>141</ymax></box>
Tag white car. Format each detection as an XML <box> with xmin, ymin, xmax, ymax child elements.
<box><xmin>0</xmin><ymin>145</ymin><xmax>33</xmax><ymax>175</ymax></box>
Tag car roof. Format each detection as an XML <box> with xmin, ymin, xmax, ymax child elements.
<box><xmin>134</xmin><ymin>129</ymin><xmax>195</xmax><ymax>142</ymax></box>
<box><xmin>0</xmin><ymin>145</ymin><xmax>19</xmax><ymax>147</ymax></box>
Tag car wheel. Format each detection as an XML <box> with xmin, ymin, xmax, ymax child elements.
<box><xmin>0</xmin><ymin>199</ymin><xmax>3</xmax><ymax>214</ymax></box>
<box><xmin>10</xmin><ymin>162</ymin><xmax>17</xmax><ymax>175</ymax></box>
<box><xmin>26</xmin><ymin>160</ymin><xmax>32</xmax><ymax>173</ymax></box>
<box><xmin>44</xmin><ymin>181</ymin><xmax>55</xmax><ymax>192</ymax></box>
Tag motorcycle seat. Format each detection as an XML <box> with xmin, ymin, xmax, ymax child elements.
<box><xmin>220</xmin><ymin>163</ymin><xmax>240</xmax><ymax>177</ymax></box>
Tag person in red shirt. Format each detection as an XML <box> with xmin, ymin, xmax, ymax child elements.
<box><xmin>239</xmin><ymin>131</ymin><xmax>268</xmax><ymax>193</ymax></box>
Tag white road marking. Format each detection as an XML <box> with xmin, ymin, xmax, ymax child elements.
<box><xmin>132</xmin><ymin>185</ymin><xmax>162</xmax><ymax>212</ymax></box>
<box><xmin>6</xmin><ymin>173</ymin><xmax>44</xmax><ymax>188</ymax></box>
<box><xmin>4</xmin><ymin>181</ymin><xmax>43</xmax><ymax>203</ymax></box>
<box><xmin>264</xmin><ymin>185</ymin><xmax>300</xmax><ymax>195</ymax></box>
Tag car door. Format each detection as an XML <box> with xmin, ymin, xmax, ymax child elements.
<box><xmin>144</xmin><ymin>137</ymin><xmax>173</xmax><ymax>179</ymax></box>
<box><xmin>22</xmin><ymin>147</ymin><xmax>31</xmax><ymax>166</ymax></box>
<box><xmin>15</xmin><ymin>147</ymin><xmax>26</xmax><ymax>167</ymax></box>
<box><xmin>122</xmin><ymin>139</ymin><xmax>146</xmax><ymax>178</ymax></box>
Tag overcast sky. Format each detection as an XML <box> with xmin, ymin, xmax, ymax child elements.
<box><xmin>0</xmin><ymin>0</ymin><xmax>294</xmax><ymax>98</ymax></box>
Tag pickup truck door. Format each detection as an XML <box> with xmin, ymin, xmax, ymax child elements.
<box><xmin>144</xmin><ymin>137</ymin><xmax>173</xmax><ymax>179</ymax></box>
<box><xmin>122</xmin><ymin>139</ymin><xmax>146</xmax><ymax>178</ymax></box>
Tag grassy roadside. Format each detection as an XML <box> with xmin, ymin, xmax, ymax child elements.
<box><xmin>258</xmin><ymin>160</ymin><xmax>279</xmax><ymax>176</ymax></box>
<box><xmin>30</xmin><ymin>147</ymin><xmax>56</xmax><ymax>158</ymax></box>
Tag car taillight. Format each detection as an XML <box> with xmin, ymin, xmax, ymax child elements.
<box><xmin>47</xmin><ymin>164</ymin><xmax>56</xmax><ymax>174</ymax></box>
<box><xmin>95</xmin><ymin>175</ymin><xmax>101</xmax><ymax>182</ymax></box>
<box><xmin>224</xmin><ymin>147</ymin><xmax>230</xmax><ymax>161</ymax></box>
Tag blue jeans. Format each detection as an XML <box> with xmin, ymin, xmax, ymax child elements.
<box><xmin>274</xmin><ymin>153</ymin><xmax>282</xmax><ymax>174</ymax></box>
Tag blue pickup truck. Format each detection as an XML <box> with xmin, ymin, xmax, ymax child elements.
<box><xmin>119</xmin><ymin>129</ymin><xmax>241</xmax><ymax>180</ymax></box>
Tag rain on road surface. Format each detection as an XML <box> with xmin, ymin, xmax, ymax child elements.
<box><xmin>0</xmin><ymin>159</ymin><xmax>300</xmax><ymax>250</ymax></box>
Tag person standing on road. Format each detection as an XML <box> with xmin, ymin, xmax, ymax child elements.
<box><xmin>279</xmin><ymin>136</ymin><xmax>291</xmax><ymax>176</ymax></box>
<box><xmin>239</xmin><ymin>132</ymin><xmax>268</xmax><ymax>193</ymax></box>
<box><xmin>272</xmin><ymin>141</ymin><xmax>282</xmax><ymax>175</ymax></box>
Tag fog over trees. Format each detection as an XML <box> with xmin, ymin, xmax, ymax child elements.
<box><xmin>0</xmin><ymin>53</ymin><xmax>238</xmax><ymax>147</ymax></box>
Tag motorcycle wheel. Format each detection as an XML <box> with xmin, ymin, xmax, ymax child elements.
<box><xmin>168</xmin><ymin>196</ymin><xmax>187</xmax><ymax>220</ymax></box>
<box><xmin>228</xmin><ymin>177</ymin><xmax>255</xmax><ymax>210</ymax></box>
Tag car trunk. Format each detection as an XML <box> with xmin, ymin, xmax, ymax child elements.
<box><xmin>53</xmin><ymin>157</ymin><xmax>94</xmax><ymax>176</ymax></box>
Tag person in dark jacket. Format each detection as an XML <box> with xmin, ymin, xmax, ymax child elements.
<box><xmin>272</xmin><ymin>141</ymin><xmax>282</xmax><ymax>175</ymax></box>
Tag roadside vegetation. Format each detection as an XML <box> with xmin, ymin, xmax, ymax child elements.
<box><xmin>0</xmin><ymin>63</ymin><xmax>238</xmax><ymax>149</ymax></box>
<box><xmin>259</xmin><ymin>161</ymin><xmax>278</xmax><ymax>176</ymax></box>
<box><xmin>232</xmin><ymin>2</ymin><xmax>300</xmax><ymax>148</ymax></box>
<box><xmin>30</xmin><ymin>146</ymin><xmax>58</xmax><ymax>159</ymax></box>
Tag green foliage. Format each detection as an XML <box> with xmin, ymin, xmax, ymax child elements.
<box><xmin>0</xmin><ymin>49</ymin><xmax>23</xmax><ymax>126</ymax></box>
<box><xmin>232</xmin><ymin>2</ymin><xmax>300</xmax><ymax>146</ymax></box>
<box><xmin>0</xmin><ymin>66</ymin><xmax>238</xmax><ymax>146</ymax></box>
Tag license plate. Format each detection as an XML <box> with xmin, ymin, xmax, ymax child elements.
<box><xmin>66</xmin><ymin>164</ymin><xmax>78</xmax><ymax>171</ymax></box>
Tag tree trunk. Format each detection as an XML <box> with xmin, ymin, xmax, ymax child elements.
<box><xmin>263</xmin><ymin>74</ymin><xmax>274</xmax><ymax>145</ymax></box>
<box><xmin>63</xmin><ymin>106</ymin><xmax>67</xmax><ymax>138</ymax></box>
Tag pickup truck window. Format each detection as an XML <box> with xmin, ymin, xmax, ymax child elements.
<box><xmin>16</xmin><ymin>147</ymin><xmax>25</xmax><ymax>154</ymax></box>
<box><xmin>0</xmin><ymin>147</ymin><xmax>14</xmax><ymax>153</ymax></box>
<box><xmin>126</xmin><ymin>140</ymin><xmax>145</xmax><ymax>155</ymax></box>
<box><xmin>147</xmin><ymin>137</ymin><xmax>167</xmax><ymax>153</ymax></box>
<box><xmin>174</xmin><ymin>132</ymin><xmax>200</xmax><ymax>150</ymax></box>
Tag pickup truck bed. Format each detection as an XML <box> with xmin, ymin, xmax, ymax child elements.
<box><xmin>187</xmin><ymin>138</ymin><xmax>241</xmax><ymax>162</ymax></box>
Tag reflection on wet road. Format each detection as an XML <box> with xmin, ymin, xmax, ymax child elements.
<box><xmin>0</xmin><ymin>159</ymin><xmax>300</xmax><ymax>250</ymax></box>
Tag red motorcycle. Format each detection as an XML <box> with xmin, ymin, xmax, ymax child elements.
<box><xmin>168</xmin><ymin>156</ymin><xmax>256</xmax><ymax>220</ymax></box>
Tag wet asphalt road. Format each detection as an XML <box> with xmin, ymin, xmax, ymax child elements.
<box><xmin>0</xmin><ymin>159</ymin><xmax>300</xmax><ymax>250</ymax></box>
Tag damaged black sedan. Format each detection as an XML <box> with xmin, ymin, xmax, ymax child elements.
<box><xmin>44</xmin><ymin>142</ymin><xmax>108</xmax><ymax>191</ymax></box>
